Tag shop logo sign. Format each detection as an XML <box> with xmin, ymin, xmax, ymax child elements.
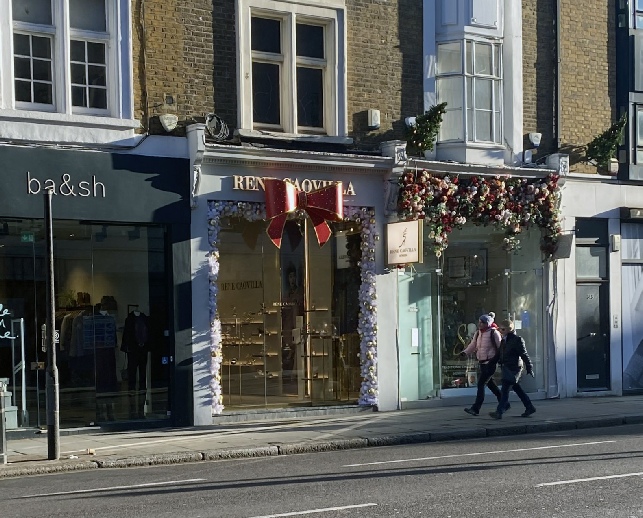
<box><xmin>27</xmin><ymin>172</ymin><xmax>106</xmax><ymax>197</ymax></box>
<box><xmin>0</xmin><ymin>304</ymin><xmax>16</xmax><ymax>340</ymax></box>
<box><xmin>233</xmin><ymin>175</ymin><xmax>356</xmax><ymax>196</ymax></box>
<box><xmin>387</xmin><ymin>220</ymin><xmax>423</xmax><ymax>265</ymax></box>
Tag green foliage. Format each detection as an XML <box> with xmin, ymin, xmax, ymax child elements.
<box><xmin>586</xmin><ymin>113</ymin><xmax>627</xmax><ymax>168</ymax></box>
<box><xmin>406</xmin><ymin>102</ymin><xmax>448</xmax><ymax>156</ymax></box>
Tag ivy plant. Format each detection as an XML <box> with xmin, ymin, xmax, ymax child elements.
<box><xmin>585</xmin><ymin>113</ymin><xmax>627</xmax><ymax>169</ymax></box>
<box><xmin>406</xmin><ymin>102</ymin><xmax>447</xmax><ymax>156</ymax></box>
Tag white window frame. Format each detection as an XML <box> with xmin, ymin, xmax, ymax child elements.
<box><xmin>436</xmin><ymin>38</ymin><xmax>503</xmax><ymax>145</ymax></box>
<box><xmin>636</xmin><ymin>105</ymin><xmax>643</xmax><ymax>165</ymax></box>
<box><xmin>0</xmin><ymin>0</ymin><xmax>135</xmax><ymax>134</ymax></box>
<box><xmin>237</xmin><ymin>0</ymin><xmax>345</xmax><ymax>137</ymax></box>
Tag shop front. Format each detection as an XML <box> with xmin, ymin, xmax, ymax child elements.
<box><xmin>0</xmin><ymin>145</ymin><xmax>190</xmax><ymax>428</ymax></box>
<box><xmin>189</xmin><ymin>130</ymin><xmax>397</xmax><ymax>424</ymax></box>
<box><xmin>397</xmin><ymin>226</ymin><xmax>547</xmax><ymax>402</ymax></box>
<box><xmin>394</xmin><ymin>169</ymin><xmax>561</xmax><ymax>405</ymax></box>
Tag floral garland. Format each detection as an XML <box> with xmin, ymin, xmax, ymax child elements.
<box><xmin>207</xmin><ymin>201</ymin><xmax>266</xmax><ymax>414</ymax></box>
<box><xmin>206</xmin><ymin>201</ymin><xmax>379</xmax><ymax>414</ymax></box>
<box><xmin>344</xmin><ymin>207</ymin><xmax>379</xmax><ymax>406</ymax></box>
<box><xmin>397</xmin><ymin>171</ymin><xmax>562</xmax><ymax>259</ymax></box>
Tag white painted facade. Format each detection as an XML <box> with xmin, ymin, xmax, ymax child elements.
<box><xmin>188</xmin><ymin>125</ymin><xmax>400</xmax><ymax>424</ymax></box>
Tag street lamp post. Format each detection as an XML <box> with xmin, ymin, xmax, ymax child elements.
<box><xmin>44</xmin><ymin>187</ymin><xmax>59</xmax><ymax>460</ymax></box>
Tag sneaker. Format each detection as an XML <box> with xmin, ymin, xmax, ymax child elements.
<box><xmin>489</xmin><ymin>411</ymin><xmax>502</xmax><ymax>419</ymax></box>
<box><xmin>464</xmin><ymin>407</ymin><xmax>479</xmax><ymax>416</ymax></box>
<box><xmin>521</xmin><ymin>407</ymin><xmax>536</xmax><ymax>417</ymax></box>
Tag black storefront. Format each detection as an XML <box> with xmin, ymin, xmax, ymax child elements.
<box><xmin>0</xmin><ymin>145</ymin><xmax>192</xmax><ymax>429</ymax></box>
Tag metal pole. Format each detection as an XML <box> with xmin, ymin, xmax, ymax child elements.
<box><xmin>0</xmin><ymin>380</ymin><xmax>7</xmax><ymax>464</ymax></box>
<box><xmin>44</xmin><ymin>187</ymin><xmax>59</xmax><ymax>460</ymax></box>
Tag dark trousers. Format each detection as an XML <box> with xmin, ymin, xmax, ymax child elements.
<box><xmin>496</xmin><ymin>378</ymin><xmax>533</xmax><ymax>415</ymax></box>
<box><xmin>127</xmin><ymin>347</ymin><xmax>148</xmax><ymax>392</ymax></box>
<box><xmin>470</xmin><ymin>361</ymin><xmax>501</xmax><ymax>412</ymax></box>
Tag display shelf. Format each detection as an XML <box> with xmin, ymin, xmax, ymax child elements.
<box><xmin>220</xmin><ymin>311</ymin><xmax>283</xmax><ymax>400</ymax></box>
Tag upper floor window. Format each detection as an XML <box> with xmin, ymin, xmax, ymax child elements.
<box><xmin>436</xmin><ymin>39</ymin><xmax>502</xmax><ymax>144</ymax></box>
<box><xmin>636</xmin><ymin>106</ymin><xmax>643</xmax><ymax>165</ymax></box>
<box><xmin>238</xmin><ymin>0</ymin><xmax>345</xmax><ymax>137</ymax></box>
<box><xmin>637</xmin><ymin>0</ymin><xmax>643</xmax><ymax>28</ymax></box>
<box><xmin>3</xmin><ymin>0</ymin><xmax>123</xmax><ymax>117</ymax></box>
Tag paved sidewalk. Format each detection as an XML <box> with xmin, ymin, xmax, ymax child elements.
<box><xmin>2</xmin><ymin>395</ymin><xmax>643</xmax><ymax>479</ymax></box>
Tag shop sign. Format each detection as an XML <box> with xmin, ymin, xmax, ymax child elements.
<box><xmin>0</xmin><ymin>304</ymin><xmax>17</xmax><ymax>340</ymax></box>
<box><xmin>387</xmin><ymin>220</ymin><xmax>423</xmax><ymax>265</ymax></box>
<box><xmin>219</xmin><ymin>280</ymin><xmax>263</xmax><ymax>291</ymax></box>
<box><xmin>233</xmin><ymin>175</ymin><xmax>356</xmax><ymax>196</ymax></box>
<box><xmin>27</xmin><ymin>172</ymin><xmax>106</xmax><ymax>197</ymax></box>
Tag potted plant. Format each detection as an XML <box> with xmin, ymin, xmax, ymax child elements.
<box><xmin>585</xmin><ymin>112</ymin><xmax>627</xmax><ymax>174</ymax></box>
<box><xmin>406</xmin><ymin>102</ymin><xmax>447</xmax><ymax>158</ymax></box>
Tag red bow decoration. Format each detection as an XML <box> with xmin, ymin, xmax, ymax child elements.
<box><xmin>264</xmin><ymin>178</ymin><xmax>343</xmax><ymax>248</ymax></box>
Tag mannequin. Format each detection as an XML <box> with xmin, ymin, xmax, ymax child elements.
<box><xmin>121</xmin><ymin>307</ymin><xmax>150</xmax><ymax>418</ymax></box>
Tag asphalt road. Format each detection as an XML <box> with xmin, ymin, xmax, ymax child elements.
<box><xmin>1</xmin><ymin>424</ymin><xmax>642</xmax><ymax>518</ymax></box>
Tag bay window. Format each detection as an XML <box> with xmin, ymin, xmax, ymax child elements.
<box><xmin>436</xmin><ymin>39</ymin><xmax>502</xmax><ymax>144</ymax></box>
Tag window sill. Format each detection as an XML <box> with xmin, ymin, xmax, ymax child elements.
<box><xmin>237</xmin><ymin>128</ymin><xmax>353</xmax><ymax>145</ymax></box>
<box><xmin>0</xmin><ymin>109</ymin><xmax>140</xmax><ymax>130</ymax></box>
<box><xmin>437</xmin><ymin>140</ymin><xmax>504</xmax><ymax>150</ymax></box>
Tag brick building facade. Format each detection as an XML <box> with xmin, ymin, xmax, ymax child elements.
<box><xmin>521</xmin><ymin>0</ymin><xmax>617</xmax><ymax>173</ymax></box>
<box><xmin>135</xmin><ymin>0</ymin><xmax>423</xmax><ymax>149</ymax></box>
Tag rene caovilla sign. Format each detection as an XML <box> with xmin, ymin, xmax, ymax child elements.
<box><xmin>387</xmin><ymin>220</ymin><xmax>423</xmax><ymax>265</ymax></box>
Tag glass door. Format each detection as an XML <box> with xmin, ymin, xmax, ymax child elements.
<box><xmin>218</xmin><ymin>217</ymin><xmax>362</xmax><ymax>409</ymax></box>
<box><xmin>306</xmin><ymin>220</ymin><xmax>361</xmax><ymax>405</ymax></box>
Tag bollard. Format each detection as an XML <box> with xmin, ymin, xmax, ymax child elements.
<box><xmin>0</xmin><ymin>380</ymin><xmax>6</xmax><ymax>464</ymax></box>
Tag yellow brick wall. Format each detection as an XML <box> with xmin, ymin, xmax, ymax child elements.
<box><xmin>558</xmin><ymin>0</ymin><xmax>616</xmax><ymax>173</ymax></box>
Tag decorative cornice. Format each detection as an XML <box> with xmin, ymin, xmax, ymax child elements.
<box><xmin>202</xmin><ymin>146</ymin><xmax>393</xmax><ymax>176</ymax></box>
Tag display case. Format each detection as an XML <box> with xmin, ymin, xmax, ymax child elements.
<box><xmin>220</xmin><ymin>310</ymin><xmax>282</xmax><ymax>403</ymax></box>
<box><xmin>302</xmin><ymin>309</ymin><xmax>337</xmax><ymax>401</ymax></box>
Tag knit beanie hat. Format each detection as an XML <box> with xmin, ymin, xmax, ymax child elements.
<box><xmin>479</xmin><ymin>312</ymin><xmax>495</xmax><ymax>326</ymax></box>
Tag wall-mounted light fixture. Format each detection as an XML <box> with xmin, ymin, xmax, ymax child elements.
<box><xmin>528</xmin><ymin>132</ymin><xmax>542</xmax><ymax>148</ymax></box>
<box><xmin>404</xmin><ymin>116</ymin><xmax>417</xmax><ymax>128</ymax></box>
<box><xmin>159</xmin><ymin>113</ymin><xmax>178</xmax><ymax>133</ymax></box>
<box><xmin>367</xmin><ymin>109</ymin><xmax>380</xmax><ymax>130</ymax></box>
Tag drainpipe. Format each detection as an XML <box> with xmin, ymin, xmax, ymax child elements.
<box><xmin>555</xmin><ymin>0</ymin><xmax>562</xmax><ymax>150</ymax></box>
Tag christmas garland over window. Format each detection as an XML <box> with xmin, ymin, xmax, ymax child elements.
<box><xmin>207</xmin><ymin>201</ymin><xmax>379</xmax><ymax>414</ymax></box>
<box><xmin>397</xmin><ymin>171</ymin><xmax>562</xmax><ymax>259</ymax></box>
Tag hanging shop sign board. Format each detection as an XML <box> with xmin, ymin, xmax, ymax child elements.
<box><xmin>386</xmin><ymin>220</ymin><xmax>423</xmax><ymax>265</ymax></box>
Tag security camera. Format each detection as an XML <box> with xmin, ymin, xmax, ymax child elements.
<box><xmin>528</xmin><ymin>132</ymin><xmax>542</xmax><ymax>148</ymax></box>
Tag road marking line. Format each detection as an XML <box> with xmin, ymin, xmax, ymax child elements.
<box><xmin>248</xmin><ymin>503</ymin><xmax>378</xmax><ymax>517</ymax></box>
<box><xmin>20</xmin><ymin>478</ymin><xmax>206</xmax><ymax>498</ymax></box>
<box><xmin>343</xmin><ymin>440</ymin><xmax>617</xmax><ymax>467</ymax></box>
<box><xmin>536</xmin><ymin>472</ymin><xmax>643</xmax><ymax>487</ymax></box>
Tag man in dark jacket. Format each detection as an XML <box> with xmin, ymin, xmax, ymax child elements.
<box><xmin>489</xmin><ymin>319</ymin><xmax>536</xmax><ymax>419</ymax></box>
